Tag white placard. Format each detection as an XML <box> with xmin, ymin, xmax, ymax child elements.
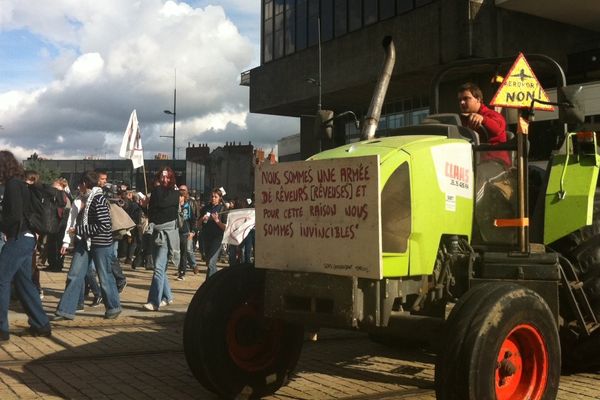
<box><xmin>255</xmin><ymin>155</ymin><xmax>381</xmax><ymax>279</ymax></box>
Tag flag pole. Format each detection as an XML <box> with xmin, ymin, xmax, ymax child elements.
<box><xmin>142</xmin><ymin>164</ymin><xmax>149</xmax><ymax>195</ymax></box>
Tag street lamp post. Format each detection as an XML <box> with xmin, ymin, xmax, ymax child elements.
<box><xmin>162</xmin><ymin>70</ymin><xmax>176</xmax><ymax>161</ymax></box>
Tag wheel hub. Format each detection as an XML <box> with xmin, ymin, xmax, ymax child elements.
<box><xmin>226</xmin><ymin>301</ymin><xmax>284</xmax><ymax>372</ymax></box>
<box><xmin>495</xmin><ymin>324</ymin><xmax>548</xmax><ymax>400</ymax></box>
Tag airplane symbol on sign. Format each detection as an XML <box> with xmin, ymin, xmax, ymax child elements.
<box><xmin>511</xmin><ymin>68</ymin><xmax>533</xmax><ymax>82</ymax></box>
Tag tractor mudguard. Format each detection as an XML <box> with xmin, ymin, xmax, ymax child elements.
<box><xmin>544</xmin><ymin>137</ymin><xmax>600</xmax><ymax>244</ymax></box>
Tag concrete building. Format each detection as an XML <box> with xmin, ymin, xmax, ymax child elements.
<box><xmin>187</xmin><ymin>141</ymin><xmax>256</xmax><ymax>201</ymax></box>
<box><xmin>245</xmin><ymin>0</ymin><xmax>600</xmax><ymax>160</ymax></box>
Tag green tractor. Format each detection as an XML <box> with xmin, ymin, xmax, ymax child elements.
<box><xmin>183</xmin><ymin>37</ymin><xmax>600</xmax><ymax>400</ymax></box>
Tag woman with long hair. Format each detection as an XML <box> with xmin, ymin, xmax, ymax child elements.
<box><xmin>199</xmin><ymin>188</ymin><xmax>227</xmax><ymax>278</ymax></box>
<box><xmin>0</xmin><ymin>150</ymin><xmax>51</xmax><ymax>340</ymax></box>
<box><xmin>144</xmin><ymin>167</ymin><xmax>180</xmax><ymax>311</ymax></box>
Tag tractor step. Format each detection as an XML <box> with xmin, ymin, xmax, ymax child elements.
<box><xmin>559</xmin><ymin>256</ymin><xmax>600</xmax><ymax>336</ymax></box>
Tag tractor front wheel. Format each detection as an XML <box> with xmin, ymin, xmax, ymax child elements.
<box><xmin>183</xmin><ymin>265</ymin><xmax>304</xmax><ymax>399</ymax></box>
<box><xmin>435</xmin><ymin>283</ymin><xmax>560</xmax><ymax>400</ymax></box>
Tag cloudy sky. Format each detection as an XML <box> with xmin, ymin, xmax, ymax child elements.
<box><xmin>0</xmin><ymin>0</ymin><xmax>298</xmax><ymax>161</ymax></box>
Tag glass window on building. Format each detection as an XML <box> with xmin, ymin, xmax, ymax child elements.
<box><xmin>335</xmin><ymin>0</ymin><xmax>347</xmax><ymax>37</ymax></box>
<box><xmin>307</xmin><ymin>0</ymin><xmax>319</xmax><ymax>46</ymax></box>
<box><xmin>380</xmin><ymin>0</ymin><xmax>396</xmax><ymax>20</ymax></box>
<box><xmin>348</xmin><ymin>0</ymin><xmax>362</xmax><ymax>32</ymax></box>
<box><xmin>364</xmin><ymin>0</ymin><xmax>378</xmax><ymax>26</ymax></box>
<box><xmin>321</xmin><ymin>0</ymin><xmax>334</xmax><ymax>42</ymax></box>
<box><xmin>378</xmin><ymin>115</ymin><xmax>388</xmax><ymax>130</ymax></box>
<box><xmin>388</xmin><ymin>113</ymin><xmax>405</xmax><ymax>129</ymax></box>
<box><xmin>285</xmin><ymin>0</ymin><xmax>296</xmax><ymax>55</ymax></box>
<box><xmin>274</xmin><ymin>0</ymin><xmax>285</xmax><ymax>59</ymax></box>
<box><xmin>397</xmin><ymin>0</ymin><xmax>414</xmax><ymax>14</ymax></box>
<box><xmin>410</xmin><ymin>108</ymin><xmax>429</xmax><ymax>125</ymax></box>
<box><xmin>296</xmin><ymin>0</ymin><xmax>308</xmax><ymax>50</ymax></box>
<box><xmin>263</xmin><ymin>0</ymin><xmax>274</xmax><ymax>62</ymax></box>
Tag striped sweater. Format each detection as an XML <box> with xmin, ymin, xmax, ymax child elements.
<box><xmin>76</xmin><ymin>193</ymin><xmax>113</xmax><ymax>247</ymax></box>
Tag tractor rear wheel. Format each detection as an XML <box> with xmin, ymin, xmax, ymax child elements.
<box><xmin>435</xmin><ymin>283</ymin><xmax>560</xmax><ymax>400</ymax></box>
<box><xmin>183</xmin><ymin>265</ymin><xmax>304</xmax><ymax>399</ymax></box>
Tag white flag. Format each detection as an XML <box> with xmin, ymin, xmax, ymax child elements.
<box><xmin>222</xmin><ymin>208</ymin><xmax>255</xmax><ymax>245</ymax></box>
<box><xmin>119</xmin><ymin>109</ymin><xmax>144</xmax><ymax>169</ymax></box>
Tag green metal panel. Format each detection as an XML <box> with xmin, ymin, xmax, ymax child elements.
<box><xmin>544</xmin><ymin>149</ymin><xmax>599</xmax><ymax>244</ymax></box>
<box><xmin>403</xmin><ymin>140</ymin><xmax>473</xmax><ymax>276</ymax></box>
<box><xmin>311</xmin><ymin>136</ymin><xmax>473</xmax><ymax>278</ymax></box>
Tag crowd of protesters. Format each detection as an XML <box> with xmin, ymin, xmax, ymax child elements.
<box><xmin>0</xmin><ymin>150</ymin><xmax>255</xmax><ymax>340</ymax></box>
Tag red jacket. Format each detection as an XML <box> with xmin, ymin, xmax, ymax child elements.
<box><xmin>461</xmin><ymin>104</ymin><xmax>511</xmax><ymax>167</ymax></box>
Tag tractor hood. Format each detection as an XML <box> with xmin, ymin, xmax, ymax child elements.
<box><xmin>309</xmin><ymin>135</ymin><xmax>450</xmax><ymax>164</ymax></box>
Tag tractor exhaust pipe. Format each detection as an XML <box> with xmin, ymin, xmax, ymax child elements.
<box><xmin>360</xmin><ymin>36</ymin><xmax>396</xmax><ymax>141</ymax></box>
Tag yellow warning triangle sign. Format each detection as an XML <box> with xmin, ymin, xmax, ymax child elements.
<box><xmin>490</xmin><ymin>53</ymin><xmax>554</xmax><ymax>111</ymax></box>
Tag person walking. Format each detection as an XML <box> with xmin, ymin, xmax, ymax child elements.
<box><xmin>96</xmin><ymin>170</ymin><xmax>127</xmax><ymax>292</ymax></box>
<box><xmin>143</xmin><ymin>167</ymin><xmax>180</xmax><ymax>311</ymax></box>
<box><xmin>54</xmin><ymin>171</ymin><xmax>121</xmax><ymax>320</ymax></box>
<box><xmin>198</xmin><ymin>188</ymin><xmax>227</xmax><ymax>278</ymax></box>
<box><xmin>176</xmin><ymin>185</ymin><xmax>197</xmax><ymax>280</ymax></box>
<box><xmin>59</xmin><ymin>187</ymin><xmax>102</xmax><ymax>310</ymax></box>
<box><xmin>0</xmin><ymin>151</ymin><xmax>51</xmax><ymax>340</ymax></box>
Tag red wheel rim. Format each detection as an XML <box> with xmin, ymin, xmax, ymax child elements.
<box><xmin>495</xmin><ymin>324</ymin><xmax>548</xmax><ymax>400</ymax></box>
<box><xmin>226</xmin><ymin>299</ymin><xmax>284</xmax><ymax>372</ymax></box>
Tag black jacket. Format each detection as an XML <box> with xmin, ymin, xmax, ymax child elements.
<box><xmin>1</xmin><ymin>178</ymin><xmax>31</xmax><ymax>238</ymax></box>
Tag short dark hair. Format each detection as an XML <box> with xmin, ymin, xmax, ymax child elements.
<box><xmin>79</xmin><ymin>171</ymin><xmax>98</xmax><ymax>189</ymax></box>
<box><xmin>458</xmin><ymin>82</ymin><xmax>483</xmax><ymax>100</ymax></box>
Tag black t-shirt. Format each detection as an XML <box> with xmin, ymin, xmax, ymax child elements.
<box><xmin>149</xmin><ymin>186</ymin><xmax>180</xmax><ymax>225</ymax></box>
<box><xmin>200</xmin><ymin>203</ymin><xmax>227</xmax><ymax>241</ymax></box>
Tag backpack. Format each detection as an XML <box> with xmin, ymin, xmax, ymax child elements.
<box><xmin>27</xmin><ymin>184</ymin><xmax>66</xmax><ymax>235</ymax></box>
<box><xmin>109</xmin><ymin>202</ymin><xmax>135</xmax><ymax>240</ymax></box>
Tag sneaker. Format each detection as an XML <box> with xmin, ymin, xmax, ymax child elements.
<box><xmin>91</xmin><ymin>295</ymin><xmax>103</xmax><ymax>307</ymax></box>
<box><xmin>39</xmin><ymin>289</ymin><xmax>44</xmax><ymax>300</ymax></box>
<box><xmin>76</xmin><ymin>304</ymin><xmax>85</xmax><ymax>312</ymax></box>
<box><xmin>159</xmin><ymin>299</ymin><xmax>174</xmax><ymax>307</ymax></box>
<box><xmin>29</xmin><ymin>325</ymin><xmax>52</xmax><ymax>337</ymax></box>
<box><xmin>52</xmin><ymin>315</ymin><xmax>70</xmax><ymax>322</ymax></box>
<box><xmin>105</xmin><ymin>310</ymin><xmax>121</xmax><ymax>320</ymax></box>
<box><xmin>193</xmin><ymin>265</ymin><xmax>201</xmax><ymax>275</ymax></box>
<box><xmin>117</xmin><ymin>281</ymin><xmax>127</xmax><ymax>293</ymax></box>
<box><xmin>143</xmin><ymin>303</ymin><xmax>157</xmax><ymax>311</ymax></box>
<box><xmin>124</xmin><ymin>258</ymin><xmax>132</xmax><ymax>264</ymax></box>
<box><xmin>176</xmin><ymin>274</ymin><xmax>185</xmax><ymax>281</ymax></box>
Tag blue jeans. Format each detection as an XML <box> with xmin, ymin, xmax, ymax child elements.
<box><xmin>205</xmin><ymin>238</ymin><xmax>222</xmax><ymax>278</ymax></box>
<box><xmin>111</xmin><ymin>243</ymin><xmax>126</xmax><ymax>288</ymax></box>
<box><xmin>147</xmin><ymin>235</ymin><xmax>174</xmax><ymax>308</ymax></box>
<box><xmin>178</xmin><ymin>233</ymin><xmax>196</xmax><ymax>275</ymax></box>
<box><xmin>242</xmin><ymin>229</ymin><xmax>254</xmax><ymax>264</ymax></box>
<box><xmin>0</xmin><ymin>234</ymin><xmax>50</xmax><ymax>335</ymax></box>
<box><xmin>57</xmin><ymin>242</ymin><xmax>121</xmax><ymax>319</ymax></box>
<box><xmin>78</xmin><ymin>261</ymin><xmax>100</xmax><ymax>306</ymax></box>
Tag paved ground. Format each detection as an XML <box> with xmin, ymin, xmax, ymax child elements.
<box><xmin>1</xmin><ymin>256</ymin><xmax>599</xmax><ymax>399</ymax></box>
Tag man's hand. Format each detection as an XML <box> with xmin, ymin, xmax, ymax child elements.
<box><xmin>60</xmin><ymin>245</ymin><xmax>68</xmax><ymax>256</ymax></box>
<box><xmin>188</xmin><ymin>232</ymin><xmax>195</xmax><ymax>240</ymax></box>
<box><xmin>466</xmin><ymin>113</ymin><xmax>484</xmax><ymax>130</ymax></box>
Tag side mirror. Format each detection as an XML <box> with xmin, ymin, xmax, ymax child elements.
<box><xmin>314</xmin><ymin>109</ymin><xmax>334</xmax><ymax>140</ymax></box>
<box><xmin>558</xmin><ymin>85</ymin><xmax>585</xmax><ymax>125</ymax></box>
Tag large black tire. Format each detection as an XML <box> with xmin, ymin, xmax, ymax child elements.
<box><xmin>183</xmin><ymin>265</ymin><xmax>304</xmax><ymax>399</ymax></box>
<box><xmin>183</xmin><ymin>267</ymin><xmax>229</xmax><ymax>393</ymax></box>
<box><xmin>435</xmin><ymin>283</ymin><xmax>560</xmax><ymax>400</ymax></box>
<box><xmin>550</xmin><ymin>187</ymin><xmax>600</xmax><ymax>310</ymax></box>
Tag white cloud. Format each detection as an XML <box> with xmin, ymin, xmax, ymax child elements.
<box><xmin>0</xmin><ymin>1</ymin><xmax>297</xmax><ymax>161</ymax></box>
